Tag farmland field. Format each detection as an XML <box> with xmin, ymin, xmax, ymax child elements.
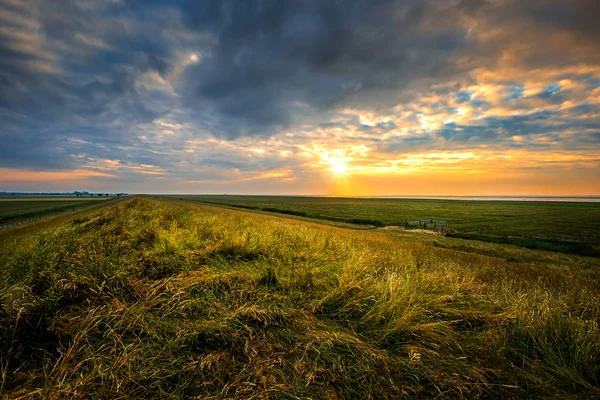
<box><xmin>0</xmin><ymin>196</ymin><xmax>599</xmax><ymax>398</ymax></box>
<box><xmin>0</xmin><ymin>197</ymin><xmax>111</xmax><ymax>225</ymax></box>
<box><xmin>171</xmin><ymin>195</ymin><xmax>600</xmax><ymax>256</ymax></box>
<box><xmin>0</xmin><ymin>197</ymin><xmax>111</xmax><ymax>201</ymax></box>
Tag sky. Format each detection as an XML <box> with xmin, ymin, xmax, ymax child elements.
<box><xmin>1</xmin><ymin>0</ymin><xmax>599</xmax><ymax>196</ymax></box>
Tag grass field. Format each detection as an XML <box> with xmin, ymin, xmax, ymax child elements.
<box><xmin>0</xmin><ymin>198</ymin><xmax>111</xmax><ymax>225</ymax></box>
<box><xmin>1</xmin><ymin>196</ymin><xmax>599</xmax><ymax>398</ymax></box>
<box><xmin>0</xmin><ymin>197</ymin><xmax>110</xmax><ymax>202</ymax></box>
<box><xmin>171</xmin><ymin>195</ymin><xmax>600</xmax><ymax>256</ymax></box>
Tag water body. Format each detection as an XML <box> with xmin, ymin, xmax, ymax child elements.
<box><xmin>353</xmin><ymin>196</ymin><xmax>600</xmax><ymax>203</ymax></box>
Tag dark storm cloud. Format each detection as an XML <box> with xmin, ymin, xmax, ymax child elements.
<box><xmin>471</xmin><ymin>0</ymin><xmax>600</xmax><ymax>69</ymax></box>
<box><xmin>0</xmin><ymin>0</ymin><xmax>600</xmax><ymax>174</ymax></box>
<box><xmin>515</xmin><ymin>0</ymin><xmax>600</xmax><ymax>41</ymax></box>
<box><xmin>0</xmin><ymin>0</ymin><xmax>193</xmax><ymax>169</ymax></box>
<box><xmin>177</xmin><ymin>0</ymin><xmax>477</xmax><ymax>138</ymax></box>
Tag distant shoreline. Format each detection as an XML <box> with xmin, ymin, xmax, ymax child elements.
<box><xmin>348</xmin><ymin>195</ymin><xmax>600</xmax><ymax>202</ymax></box>
<box><xmin>162</xmin><ymin>194</ymin><xmax>600</xmax><ymax>203</ymax></box>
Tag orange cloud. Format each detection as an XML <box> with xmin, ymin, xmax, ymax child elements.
<box><xmin>0</xmin><ymin>169</ymin><xmax>116</xmax><ymax>182</ymax></box>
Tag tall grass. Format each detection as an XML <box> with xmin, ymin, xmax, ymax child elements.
<box><xmin>0</xmin><ymin>197</ymin><xmax>598</xmax><ymax>398</ymax></box>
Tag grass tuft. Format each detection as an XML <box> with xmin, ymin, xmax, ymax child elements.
<box><xmin>258</xmin><ymin>268</ymin><xmax>279</xmax><ymax>287</ymax></box>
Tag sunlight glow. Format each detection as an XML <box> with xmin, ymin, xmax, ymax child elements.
<box><xmin>329</xmin><ymin>158</ymin><xmax>348</xmax><ymax>175</ymax></box>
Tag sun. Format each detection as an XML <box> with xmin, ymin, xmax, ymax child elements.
<box><xmin>329</xmin><ymin>158</ymin><xmax>348</xmax><ymax>175</ymax></box>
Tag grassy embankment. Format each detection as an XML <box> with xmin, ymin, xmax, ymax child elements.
<box><xmin>1</xmin><ymin>196</ymin><xmax>599</xmax><ymax>398</ymax></box>
<box><xmin>172</xmin><ymin>195</ymin><xmax>600</xmax><ymax>256</ymax></box>
<box><xmin>0</xmin><ymin>198</ymin><xmax>111</xmax><ymax>226</ymax></box>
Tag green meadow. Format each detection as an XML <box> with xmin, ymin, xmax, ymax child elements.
<box><xmin>0</xmin><ymin>198</ymin><xmax>110</xmax><ymax>226</ymax></box>
<box><xmin>1</xmin><ymin>196</ymin><xmax>599</xmax><ymax>398</ymax></box>
<box><xmin>172</xmin><ymin>195</ymin><xmax>600</xmax><ymax>256</ymax></box>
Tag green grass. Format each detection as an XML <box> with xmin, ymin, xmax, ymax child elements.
<box><xmin>170</xmin><ymin>195</ymin><xmax>600</xmax><ymax>256</ymax></box>
<box><xmin>0</xmin><ymin>197</ymin><xmax>110</xmax><ymax>201</ymax></box>
<box><xmin>0</xmin><ymin>199</ymin><xmax>110</xmax><ymax>225</ymax></box>
<box><xmin>1</xmin><ymin>196</ymin><xmax>599</xmax><ymax>398</ymax></box>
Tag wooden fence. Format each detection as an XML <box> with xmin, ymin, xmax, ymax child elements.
<box><xmin>405</xmin><ymin>219</ymin><xmax>448</xmax><ymax>229</ymax></box>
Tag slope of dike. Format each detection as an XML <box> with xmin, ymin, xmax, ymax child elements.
<box><xmin>1</xmin><ymin>196</ymin><xmax>599</xmax><ymax>398</ymax></box>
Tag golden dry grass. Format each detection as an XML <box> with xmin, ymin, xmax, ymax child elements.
<box><xmin>1</xmin><ymin>196</ymin><xmax>598</xmax><ymax>398</ymax></box>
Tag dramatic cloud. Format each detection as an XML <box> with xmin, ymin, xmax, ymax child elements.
<box><xmin>0</xmin><ymin>0</ymin><xmax>599</xmax><ymax>194</ymax></box>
